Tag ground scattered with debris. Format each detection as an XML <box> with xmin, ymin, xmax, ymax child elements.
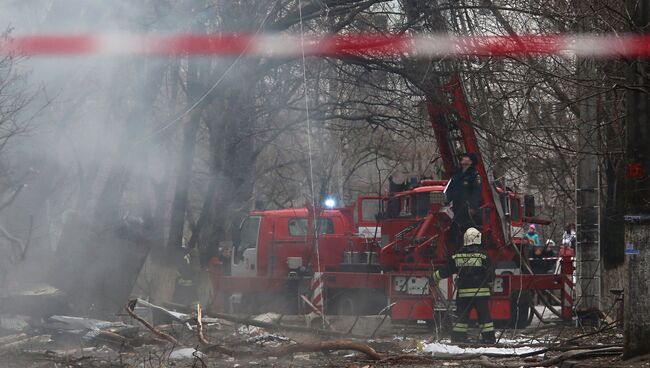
<box><xmin>1</xmin><ymin>297</ymin><xmax>648</xmax><ymax>368</ymax></box>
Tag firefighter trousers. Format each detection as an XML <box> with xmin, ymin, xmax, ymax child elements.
<box><xmin>452</xmin><ymin>295</ymin><xmax>495</xmax><ymax>343</ymax></box>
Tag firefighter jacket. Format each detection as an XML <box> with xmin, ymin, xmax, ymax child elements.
<box><xmin>434</xmin><ymin>244</ymin><xmax>493</xmax><ymax>298</ymax></box>
<box><xmin>446</xmin><ymin>166</ymin><xmax>482</xmax><ymax>214</ymax></box>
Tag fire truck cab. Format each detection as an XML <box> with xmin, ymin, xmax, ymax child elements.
<box><xmin>231</xmin><ymin>208</ymin><xmax>357</xmax><ymax>279</ymax></box>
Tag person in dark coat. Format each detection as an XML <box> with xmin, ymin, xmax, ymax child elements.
<box><xmin>541</xmin><ymin>240</ymin><xmax>557</xmax><ymax>273</ymax></box>
<box><xmin>445</xmin><ymin>153</ymin><xmax>483</xmax><ymax>247</ymax></box>
<box><xmin>529</xmin><ymin>244</ymin><xmax>547</xmax><ymax>274</ymax></box>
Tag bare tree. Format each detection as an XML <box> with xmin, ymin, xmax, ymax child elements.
<box><xmin>0</xmin><ymin>38</ymin><xmax>33</xmax><ymax>293</ymax></box>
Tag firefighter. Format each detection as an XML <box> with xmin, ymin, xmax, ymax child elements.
<box><xmin>432</xmin><ymin>227</ymin><xmax>496</xmax><ymax>344</ymax></box>
<box><xmin>445</xmin><ymin>153</ymin><xmax>483</xmax><ymax>247</ymax></box>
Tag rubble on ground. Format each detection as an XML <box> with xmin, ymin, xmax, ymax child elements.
<box><xmin>0</xmin><ymin>298</ymin><xmax>646</xmax><ymax>368</ymax></box>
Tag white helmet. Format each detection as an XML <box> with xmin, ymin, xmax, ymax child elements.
<box><xmin>464</xmin><ymin>227</ymin><xmax>482</xmax><ymax>246</ymax></box>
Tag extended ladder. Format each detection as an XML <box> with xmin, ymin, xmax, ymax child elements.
<box><xmin>575</xmin><ymin>161</ymin><xmax>602</xmax><ymax>312</ymax></box>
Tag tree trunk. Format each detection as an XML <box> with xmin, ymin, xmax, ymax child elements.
<box><xmin>624</xmin><ymin>224</ymin><xmax>650</xmax><ymax>357</ymax></box>
<box><xmin>209</xmin><ymin>83</ymin><xmax>257</xmax><ymax>243</ymax></box>
<box><xmin>152</xmin><ymin>59</ymin><xmax>203</xmax><ymax>304</ymax></box>
<box><xmin>166</xmin><ymin>108</ymin><xmax>201</xmax><ymax>250</ymax></box>
<box><xmin>50</xmin><ymin>58</ymin><xmax>164</xmax><ymax>315</ymax></box>
<box><xmin>166</xmin><ymin>0</ymin><xmax>206</xmax><ymax>251</ymax></box>
<box><xmin>624</xmin><ymin>0</ymin><xmax>650</xmax><ymax>358</ymax></box>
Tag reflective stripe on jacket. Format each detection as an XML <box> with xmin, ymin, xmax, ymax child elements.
<box><xmin>434</xmin><ymin>243</ymin><xmax>492</xmax><ymax>298</ymax></box>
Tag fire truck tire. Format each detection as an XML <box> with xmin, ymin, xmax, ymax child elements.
<box><xmin>507</xmin><ymin>291</ymin><xmax>532</xmax><ymax>328</ymax></box>
<box><xmin>334</xmin><ymin>294</ymin><xmax>356</xmax><ymax>315</ymax></box>
<box><xmin>327</xmin><ymin>289</ymin><xmax>386</xmax><ymax>315</ymax></box>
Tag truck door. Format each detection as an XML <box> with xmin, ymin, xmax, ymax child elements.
<box><xmin>231</xmin><ymin>216</ymin><xmax>261</xmax><ymax>277</ymax></box>
<box><xmin>271</xmin><ymin>217</ymin><xmax>338</xmax><ymax>277</ymax></box>
<box><xmin>356</xmin><ymin>196</ymin><xmax>383</xmax><ymax>239</ymax></box>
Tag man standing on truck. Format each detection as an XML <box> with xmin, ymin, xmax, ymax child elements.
<box><xmin>445</xmin><ymin>153</ymin><xmax>483</xmax><ymax>247</ymax></box>
<box><xmin>432</xmin><ymin>227</ymin><xmax>496</xmax><ymax>344</ymax></box>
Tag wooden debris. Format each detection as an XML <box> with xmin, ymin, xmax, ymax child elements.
<box><xmin>0</xmin><ymin>335</ymin><xmax>51</xmax><ymax>351</ymax></box>
<box><xmin>203</xmin><ymin>338</ymin><xmax>383</xmax><ymax>360</ymax></box>
<box><xmin>12</xmin><ymin>350</ymin><xmax>100</xmax><ymax>368</ymax></box>
<box><xmin>196</xmin><ymin>303</ymin><xmax>209</xmax><ymax>345</ymax></box>
<box><xmin>265</xmin><ymin>339</ymin><xmax>383</xmax><ymax>360</ymax></box>
<box><xmin>201</xmin><ymin>343</ymin><xmax>237</xmax><ymax>357</ymax></box>
<box><xmin>125</xmin><ymin>299</ymin><xmax>178</xmax><ymax>345</ymax></box>
<box><xmin>479</xmin><ymin>346</ymin><xmax>623</xmax><ymax>368</ymax></box>
<box><xmin>0</xmin><ymin>333</ymin><xmax>27</xmax><ymax>345</ymax></box>
<box><xmin>88</xmin><ymin>330</ymin><xmax>130</xmax><ymax>346</ymax></box>
<box><xmin>210</xmin><ymin>311</ymin><xmax>365</xmax><ymax>338</ymax></box>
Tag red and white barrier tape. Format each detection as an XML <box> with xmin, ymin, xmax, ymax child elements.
<box><xmin>563</xmin><ymin>279</ymin><xmax>574</xmax><ymax>308</ymax></box>
<box><xmin>310</xmin><ymin>272</ymin><xmax>324</xmax><ymax>314</ymax></box>
<box><xmin>561</xmin><ymin>274</ymin><xmax>575</xmax><ymax>320</ymax></box>
<box><xmin>1</xmin><ymin>33</ymin><xmax>650</xmax><ymax>58</ymax></box>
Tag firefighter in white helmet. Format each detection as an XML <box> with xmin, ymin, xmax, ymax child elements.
<box><xmin>432</xmin><ymin>227</ymin><xmax>495</xmax><ymax>344</ymax></box>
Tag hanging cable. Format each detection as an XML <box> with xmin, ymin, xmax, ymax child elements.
<box><xmin>298</xmin><ymin>0</ymin><xmax>324</xmax><ymax>326</ymax></box>
<box><xmin>143</xmin><ymin>9</ymin><xmax>274</xmax><ymax>141</ymax></box>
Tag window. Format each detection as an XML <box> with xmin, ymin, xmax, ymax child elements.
<box><xmin>428</xmin><ymin>192</ymin><xmax>446</xmax><ymax>205</ymax></box>
<box><xmin>510</xmin><ymin>198</ymin><xmax>521</xmax><ymax>221</ymax></box>
<box><xmin>235</xmin><ymin>216</ymin><xmax>260</xmax><ymax>262</ymax></box>
<box><xmin>414</xmin><ymin>193</ymin><xmax>431</xmax><ymax>216</ymax></box>
<box><xmin>361</xmin><ymin>199</ymin><xmax>382</xmax><ymax>222</ymax></box>
<box><xmin>288</xmin><ymin>218</ymin><xmax>335</xmax><ymax>236</ymax></box>
<box><xmin>386</xmin><ymin>197</ymin><xmax>400</xmax><ymax>218</ymax></box>
<box><xmin>399</xmin><ymin>197</ymin><xmax>412</xmax><ymax>217</ymax></box>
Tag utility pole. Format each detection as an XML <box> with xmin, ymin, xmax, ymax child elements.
<box><xmin>624</xmin><ymin>0</ymin><xmax>650</xmax><ymax>358</ymax></box>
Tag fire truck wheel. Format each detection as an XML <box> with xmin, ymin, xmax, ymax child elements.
<box><xmin>508</xmin><ymin>291</ymin><xmax>532</xmax><ymax>328</ymax></box>
<box><xmin>333</xmin><ymin>293</ymin><xmax>356</xmax><ymax>315</ymax></box>
<box><xmin>328</xmin><ymin>289</ymin><xmax>386</xmax><ymax>315</ymax></box>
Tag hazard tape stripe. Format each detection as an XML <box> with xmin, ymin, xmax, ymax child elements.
<box><xmin>311</xmin><ymin>272</ymin><xmax>323</xmax><ymax>310</ymax></box>
<box><xmin>1</xmin><ymin>33</ymin><xmax>650</xmax><ymax>58</ymax></box>
<box><xmin>563</xmin><ymin>281</ymin><xmax>574</xmax><ymax>307</ymax></box>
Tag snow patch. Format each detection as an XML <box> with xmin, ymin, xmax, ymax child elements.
<box><xmin>169</xmin><ymin>348</ymin><xmax>205</xmax><ymax>360</ymax></box>
<box><xmin>423</xmin><ymin>342</ymin><xmax>541</xmax><ymax>356</ymax></box>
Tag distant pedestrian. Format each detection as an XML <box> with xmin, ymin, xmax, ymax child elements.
<box><xmin>559</xmin><ymin>244</ymin><xmax>575</xmax><ymax>258</ymax></box>
<box><xmin>526</xmin><ymin>224</ymin><xmax>541</xmax><ymax>247</ymax></box>
<box><xmin>542</xmin><ymin>240</ymin><xmax>557</xmax><ymax>273</ymax></box>
<box><xmin>529</xmin><ymin>244</ymin><xmax>547</xmax><ymax>274</ymax></box>
<box><xmin>562</xmin><ymin>223</ymin><xmax>577</xmax><ymax>249</ymax></box>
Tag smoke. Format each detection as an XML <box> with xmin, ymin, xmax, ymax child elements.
<box><xmin>0</xmin><ymin>1</ymin><xmax>207</xmax><ymax>315</ymax></box>
<box><xmin>0</xmin><ymin>0</ymin><xmax>431</xmax><ymax>317</ymax></box>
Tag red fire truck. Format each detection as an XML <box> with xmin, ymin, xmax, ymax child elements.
<box><xmin>208</xmin><ymin>75</ymin><xmax>574</xmax><ymax>327</ymax></box>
